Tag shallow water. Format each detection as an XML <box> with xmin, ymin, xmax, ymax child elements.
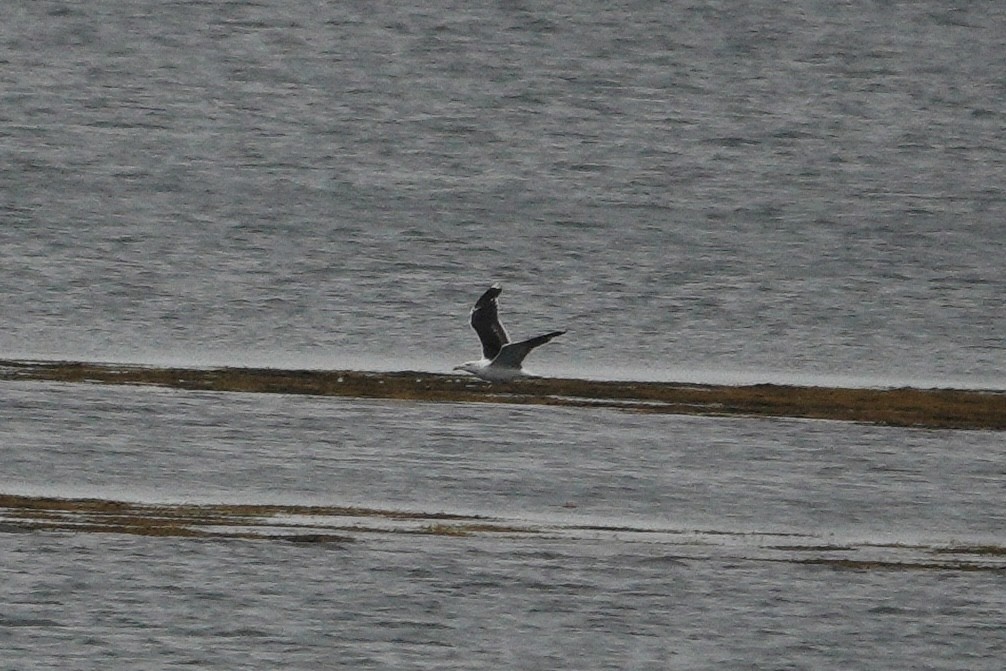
<box><xmin>5</xmin><ymin>381</ymin><xmax>1004</xmax><ymax>542</ymax></box>
<box><xmin>3</xmin><ymin>381</ymin><xmax>1005</xmax><ymax>668</ymax></box>
<box><xmin>6</xmin><ymin>529</ymin><xmax>1006</xmax><ymax>670</ymax></box>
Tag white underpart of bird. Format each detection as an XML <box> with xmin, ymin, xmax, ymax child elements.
<box><xmin>454</xmin><ymin>283</ymin><xmax>566</xmax><ymax>381</ymax></box>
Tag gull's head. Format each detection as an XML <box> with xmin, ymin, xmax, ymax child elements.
<box><xmin>453</xmin><ymin>362</ymin><xmax>482</xmax><ymax>376</ymax></box>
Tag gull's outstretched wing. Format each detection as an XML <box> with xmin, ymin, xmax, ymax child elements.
<box><xmin>493</xmin><ymin>330</ymin><xmax>565</xmax><ymax>368</ymax></box>
<box><xmin>470</xmin><ymin>283</ymin><xmax>509</xmax><ymax>360</ymax></box>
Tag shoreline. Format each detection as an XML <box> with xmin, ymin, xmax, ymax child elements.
<box><xmin>3</xmin><ymin>358</ymin><xmax>1003</xmax><ymax>430</ymax></box>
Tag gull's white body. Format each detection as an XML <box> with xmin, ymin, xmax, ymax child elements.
<box><xmin>454</xmin><ymin>284</ymin><xmax>565</xmax><ymax>382</ymax></box>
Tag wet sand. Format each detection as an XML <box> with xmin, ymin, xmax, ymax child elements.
<box><xmin>2</xmin><ymin>359</ymin><xmax>1003</xmax><ymax>430</ymax></box>
<box><xmin>0</xmin><ymin>493</ymin><xmax>488</xmax><ymax>542</ymax></box>
<box><xmin>2</xmin><ymin>493</ymin><xmax>1004</xmax><ymax>572</ymax></box>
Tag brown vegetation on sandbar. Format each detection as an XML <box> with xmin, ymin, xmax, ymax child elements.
<box><xmin>0</xmin><ymin>493</ymin><xmax>492</xmax><ymax>541</ymax></box>
<box><xmin>2</xmin><ymin>359</ymin><xmax>1003</xmax><ymax>430</ymax></box>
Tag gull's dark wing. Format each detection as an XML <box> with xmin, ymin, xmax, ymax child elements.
<box><xmin>494</xmin><ymin>330</ymin><xmax>566</xmax><ymax>368</ymax></box>
<box><xmin>470</xmin><ymin>283</ymin><xmax>509</xmax><ymax>360</ymax></box>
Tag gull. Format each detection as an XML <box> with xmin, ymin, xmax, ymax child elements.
<box><xmin>454</xmin><ymin>283</ymin><xmax>565</xmax><ymax>381</ymax></box>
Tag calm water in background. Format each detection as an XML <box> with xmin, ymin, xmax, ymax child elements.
<box><xmin>2</xmin><ymin>1</ymin><xmax>1006</xmax><ymax>668</ymax></box>
<box><xmin>2</xmin><ymin>0</ymin><xmax>1004</xmax><ymax>385</ymax></box>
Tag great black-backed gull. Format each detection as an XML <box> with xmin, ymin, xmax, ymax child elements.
<box><xmin>453</xmin><ymin>283</ymin><xmax>565</xmax><ymax>381</ymax></box>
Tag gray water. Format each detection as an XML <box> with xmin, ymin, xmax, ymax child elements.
<box><xmin>3</xmin><ymin>381</ymin><xmax>1006</xmax><ymax>669</ymax></box>
<box><xmin>2</xmin><ymin>0</ymin><xmax>1004</xmax><ymax>385</ymax></box>
<box><xmin>2</xmin><ymin>1</ymin><xmax>1006</xmax><ymax>668</ymax></box>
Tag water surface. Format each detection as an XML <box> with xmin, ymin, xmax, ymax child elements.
<box><xmin>3</xmin><ymin>1</ymin><xmax>1005</xmax><ymax>667</ymax></box>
